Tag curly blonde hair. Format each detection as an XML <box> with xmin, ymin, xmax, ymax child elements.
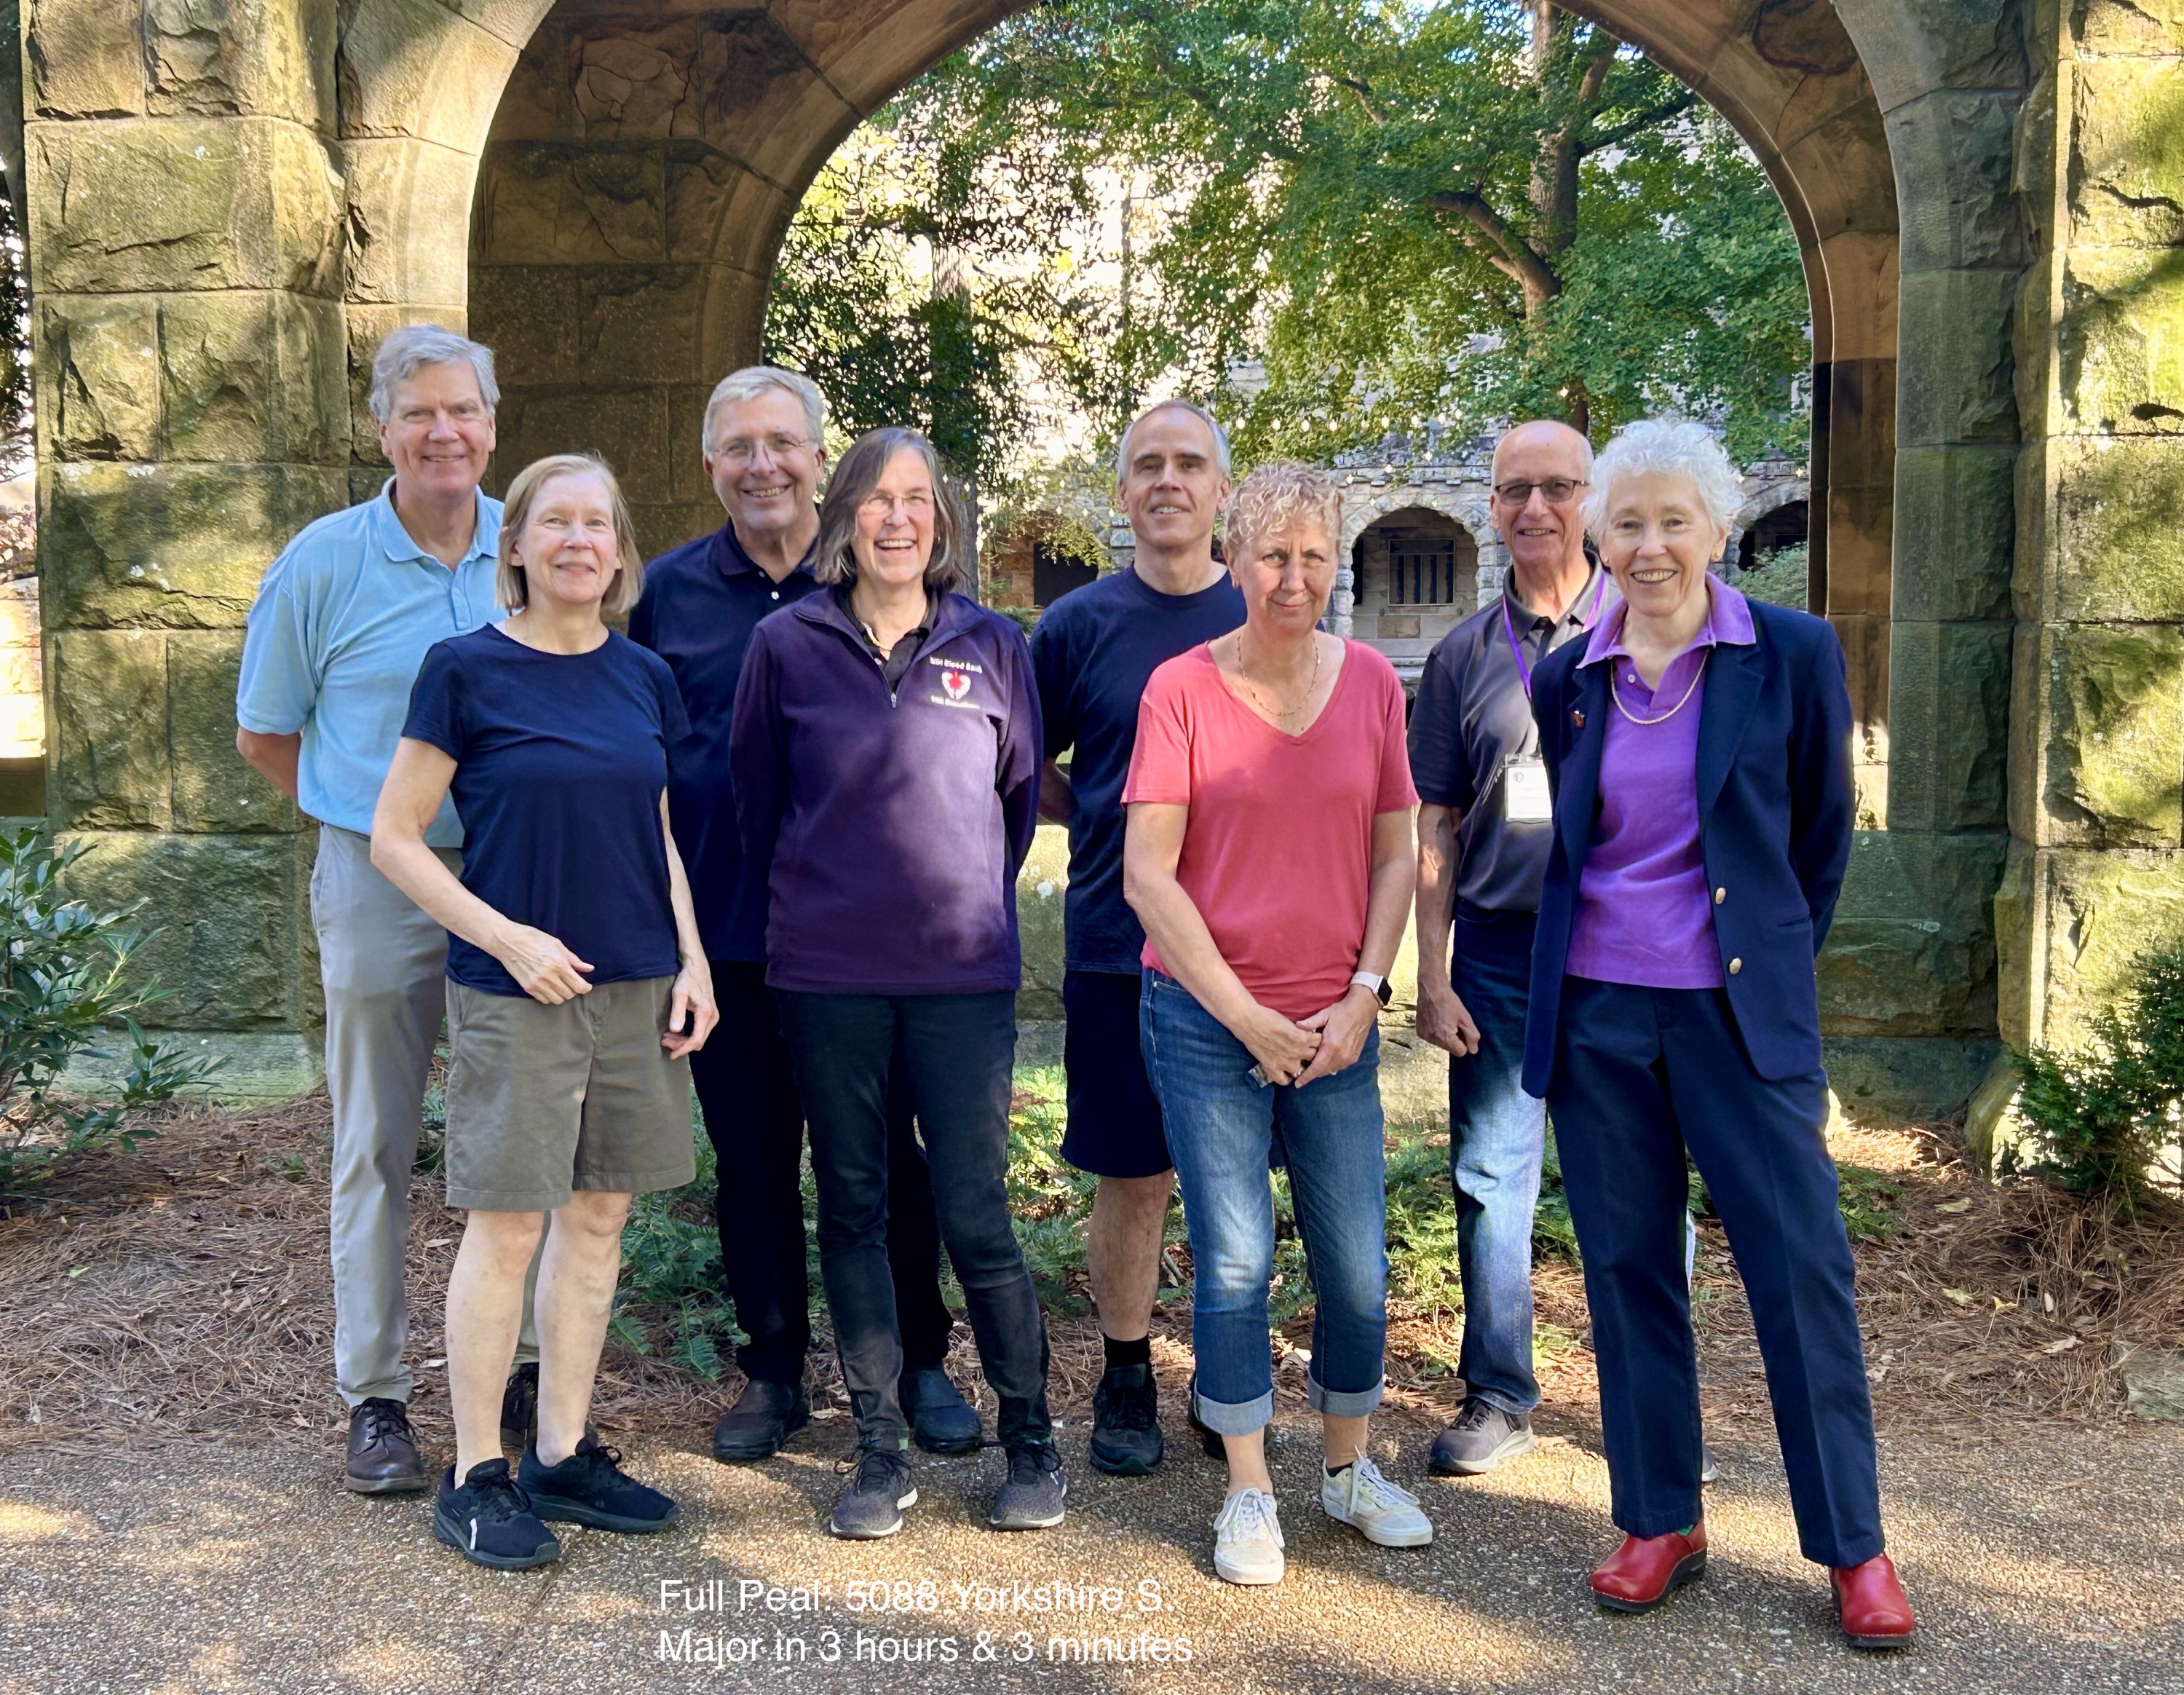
<box><xmin>1224</xmin><ymin>461</ymin><xmax>1342</xmax><ymax>558</ymax></box>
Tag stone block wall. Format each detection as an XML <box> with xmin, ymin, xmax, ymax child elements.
<box><xmin>20</xmin><ymin>0</ymin><xmax>345</xmax><ymax>1095</ymax></box>
<box><xmin>6</xmin><ymin>0</ymin><xmax>2162</xmax><ymax>1118</ymax></box>
<box><xmin>1999</xmin><ymin>1</ymin><xmax>2184</xmax><ymax>1053</ymax></box>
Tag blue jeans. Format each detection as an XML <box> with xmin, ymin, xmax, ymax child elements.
<box><xmin>1139</xmin><ymin>971</ymin><xmax>1388</xmax><ymax>1435</ymax></box>
<box><xmin>1447</xmin><ymin>906</ymin><xmax>1546</xmax><ymax>1415</ymax></box>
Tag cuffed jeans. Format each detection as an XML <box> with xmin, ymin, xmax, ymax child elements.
<box><xmin>312</xmin><ymin>826</ymin><xmax>536</xmax><ymax>1407</ymax></box>
<box><xmin>691</xmin><ymin>962</ymin><xmax>954</xmax><ymax>1386</ymax></box>
<box><xmin>1447</xmin><ymin>904</ymin><xmax>1546</xmax><ymax>1415</ymax></box>
<box><xmin>1139</xmin><ymin>971</ymin><xmax>1388</xmax><ymax>1435</ymax></box>
<box><xmin>1547</xmin><ymin>976</ymin><xmax>1884</xmax><ymax>1568</ymax></box>
<box><xmin>777</xmin><ymin>990</ymin><xmax>1051</xmax><ymax>1450</ymax></box>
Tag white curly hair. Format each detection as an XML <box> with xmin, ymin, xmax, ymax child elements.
<box><xmin>1580</xmin><ymin>418</ymin><xmax>1740</xmax><ymax>537</ymax></box>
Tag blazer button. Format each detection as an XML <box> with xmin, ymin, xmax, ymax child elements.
<box><xmin>1714</xmin><ymin>887</ymin><xmax>1726</xmax><ymax>904</ymax></box>
<box><xmin>1728</xmin><ymin>957</ymin><xmax>1742</xmax><ymax>975</ymax></box>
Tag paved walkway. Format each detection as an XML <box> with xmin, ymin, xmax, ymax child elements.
<box><xmin>3</xmin><ymin>1410</ymin><xmax>2177</xmax><ymax>1694</ymax></box>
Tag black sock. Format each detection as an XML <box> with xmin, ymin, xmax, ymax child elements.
<box><xmin>1102</xmin><ymin>1333</ymin><xmax>1152</xmax><ymax>1372</ymax></box>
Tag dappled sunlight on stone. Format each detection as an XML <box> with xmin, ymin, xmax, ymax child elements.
<box><xmin>0</xmin><ymin>1500</ymin><xmax>91</xmax><ymax>1543</ymax></box>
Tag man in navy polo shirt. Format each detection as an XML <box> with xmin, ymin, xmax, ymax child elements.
<box><xmin>630</xmin><ymin>368</ymin><xmax>974</xmax><ymax>1463</ymax></box>
<box><xmin>1029</xmin><ymin>400</ymin><xmax>1243</xmax><ymax>1474</ymax></box>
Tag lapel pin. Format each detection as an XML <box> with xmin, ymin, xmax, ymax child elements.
<box><xmin>1571</xmin><ymin>708</ymin><xmax>1585</xmax><ymax>728</ymax></box>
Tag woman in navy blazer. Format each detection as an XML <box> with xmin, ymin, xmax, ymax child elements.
<box><xmin>1524</xmin><ymin>421</ymin><xmax>1912</xmax><ymax>1650</ymax></box>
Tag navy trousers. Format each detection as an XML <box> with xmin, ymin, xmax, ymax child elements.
<box><xmin>1546</xmin><ymin>976</ymin><xmax>1883</xmax><ymax>1568</ymax></box>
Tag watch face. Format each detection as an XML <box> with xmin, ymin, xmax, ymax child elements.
<box><xmin>1377</xmin><ymin>977</ymin><xmax>1393</xmax><ymax>1006</ymax></box>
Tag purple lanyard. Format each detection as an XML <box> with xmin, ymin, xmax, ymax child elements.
<box><xmin>1503</xmin><ymin>569</ymin><xmax>1607</xmax><ymax>699</ymax></box>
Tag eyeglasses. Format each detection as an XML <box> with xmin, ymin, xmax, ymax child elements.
<box><xmin>858</xmin><ymin>491</ymin><xmax>935</xmax><ymax>518</ymax></box>
<box><xmin>713</xmin><ymin>433</ymin><xmax>815</xmax><ymax>464</ymax></box>
<box><xmin>1492</xmin><ymin>477</ymin><xmax>1588</xmax><ymax>505</ymax></box>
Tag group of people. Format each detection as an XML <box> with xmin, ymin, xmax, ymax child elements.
<box><xmin>232</xmin><ymin>323</ymin><xmax>1915</xmax><ymax>1650</ymax></box>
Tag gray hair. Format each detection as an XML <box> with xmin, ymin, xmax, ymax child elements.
<box><xmin>1581</xmin><ymin>418</ymin><xmax>1740</xmax><ymax>536</ymax></box>
<box><xmin>368</xmin><ymin>324</ymin><xmax>498</xmax><ymax>422</ymax></box>
<box><xmin>1115</xmin><ymin>400</ymin><xmax>1233</xmax><ymax>484</ymax></box>
<box><xmin>812</xmin><ymin>428</ymin><xmax>974</xmax><ymax>596</ymax></box>
<box><xmin>703</xmin><ymin>366</ymin><xmax>827</xmax><ymax>454</ymax></box>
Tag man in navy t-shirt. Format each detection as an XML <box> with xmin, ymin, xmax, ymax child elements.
<box><xmin>1029</xmin><ymin>400</ymin><xmax>1243</xmax><ymax>1475</ymax></box>
<box><xmin>629</xmin><ymin>368</ymin><xmax>976</xmax><ymax>1464</ymax></box>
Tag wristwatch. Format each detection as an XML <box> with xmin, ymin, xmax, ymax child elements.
<box><xmin>1350</xmin><ymin>970</ymin><xmax>1393</xmax><ymax>1007</ymax></box>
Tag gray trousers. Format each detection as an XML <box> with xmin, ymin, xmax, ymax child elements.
<box><xmin>313</xmin><ymin>825</ymin><xmax>537</xmax><ymax>1406</ymax></box>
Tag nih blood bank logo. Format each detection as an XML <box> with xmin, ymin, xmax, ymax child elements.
<box><xmin>941</xmin><ymin>671</ymin><xmax>970</xmax><ymax>702</ymax></box>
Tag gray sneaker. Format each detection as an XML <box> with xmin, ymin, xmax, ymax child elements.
<box><xmin>830</xmin><ymin>1445</ymin><xmax>917</xmax><ymax>1539</ymax></box>
<box><xmin>988</xmin><ymin>1440</ymin><xmax>1067</xmax><ymax>1530</ymax></box>
<box><xmin>1428</xmin><ymin>1395</ymin><xmax>1535</xmax><ymax>1477</ymax></box>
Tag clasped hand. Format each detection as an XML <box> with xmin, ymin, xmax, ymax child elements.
<box><xmin>1239</xmin><ymin>983</ymin><xmax>1378</xmax><ymax>1088</ymax></box>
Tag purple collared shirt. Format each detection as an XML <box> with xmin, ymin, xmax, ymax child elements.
<box><xmin>1565</xmin><ymin>577</ymin><xmax>1757</xmax><ymax>989</ymax></box>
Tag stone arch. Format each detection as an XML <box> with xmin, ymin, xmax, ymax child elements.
<box><xmin>1729</xmin><ymin>465</ymin><xmax>1813</xmax><ymax>572</ymax></box>
<box><xmin>1342</xmin><ymin>500</ymin><xmax>1483</xmax><ymax>683</ymax></box>
<box><xmin>22</xmin><ymin>0</ymin><xmax>2086</xmax><ymax>1117</ymax></box>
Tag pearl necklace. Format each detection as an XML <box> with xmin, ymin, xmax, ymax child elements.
<box><xmin>1611</xmin><ymin>651</ymin><xmax>1709</xmax><ymax>726</ymax></box>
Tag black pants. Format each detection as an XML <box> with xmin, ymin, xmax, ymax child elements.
<box><xmin>778</xmin><ymin>989</ymin><xmax>1051</xmax><ymax>1450</ymax></box>
<box><xmin>1546</xmin><ymin>976</ymin><xmax>1883</xmax><ymax>1568</ymax></box>
<box><xmin>689</xmin><ymin>962</ymin><xmax>954</xmax><ymax>1386</ymax></box>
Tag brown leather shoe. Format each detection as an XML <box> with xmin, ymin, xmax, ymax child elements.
<box><xmin>1832</xmin><ymin>1553</ymin><xmax>1915</xmax><ymax>1649</ymax></box>
<box><xmin>1591</xmin><ymin>1523</ymin><xmax>1708</xmax><ymax>1612</ymax></box>
<box><xmin>344</xmin><ymin>1396</ymin><xmax>430</xmax><ymax>1494</ymax></box>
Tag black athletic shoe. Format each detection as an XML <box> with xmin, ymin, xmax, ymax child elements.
<box><xmin>830</xmin><ymin>1445</ymin><xmax>917</xmax><ymax>1540</ymax></box>
<box><xmin>1088</xmin><ymin>1363</ymin><xmax>1165</xmax><ymax>1476</ymax></box>
<box><xmin>518</xmin><ymin>1436</ymin><xmax>678</xmax><ymax>1533</ymax></box>
<box><xmin>432</xmin><ymin>1460</ymin><xmax>561</xmax><ymax>1570</ymax></box>
<box><xmin>344</xmin><ymin>1396</ymin><xmax>429</xmax><ymax>1495</ymax></box>
<box><xmin>901</xmin><ymin>1368</ymin><xmax>983</xmax><ymax>1455</ymax></box>
<box><xmin>1429</xmin><ymin>1396</ymin><xmax>1537</xmax><ymax>1477</ymax></box>
<box><xmin>501</xmin><ymin>1362</ymin><xmax>539</xmax><ymax>1447</ymax></box>
<box><xmin>710</xmin><ymin>1378</ymin><xmax>811</xmax><ymax>1463</ymax></box>
<box><xmin>989</xmin><ymin>1440</ymin><xmax>1067</xmax><ymax>1530</ymax></box>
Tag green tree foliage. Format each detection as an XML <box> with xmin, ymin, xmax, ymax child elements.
<box><xmin>761</xmin><ymin>118</ymin><xmax>1115</xmax><ymax>497</ymax></box>
<box><xmin>770</xmin><ymin>0</ymin><xmax>1811</xmax><ymax>474</ymax></box>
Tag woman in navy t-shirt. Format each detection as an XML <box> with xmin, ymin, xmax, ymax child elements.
<box><xmin>373</xmin><ymin>453</ymin><xmax>717</xmax><ymax>1570</ymax></box>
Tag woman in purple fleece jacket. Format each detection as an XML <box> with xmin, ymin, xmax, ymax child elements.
<box><xmin>727</xmin><ymin>427</ymin><xmax>1061</xmax><ymax>1542</ymax></box>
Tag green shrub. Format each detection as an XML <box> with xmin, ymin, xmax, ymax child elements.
<box><xmin>2014</xmin><ymin>945</ymin><xmax>2184</xmax><ymax>1208</ymax></box>
<box><xmin>0</xmin><ymin>827</ymin><xmax>222</xmax><ymax>1192</ymax></box>
<box><xmin>614</xmin><ymin>1123</ymin><xmax>738</xmax><ymax>1378</ymax></box>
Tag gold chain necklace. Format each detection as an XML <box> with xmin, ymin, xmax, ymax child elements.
<box><xmin>1236</xmin><ymin>633</ymin><xmax>1322</xmax><ymax>729</ymax></box>
<box><xmin>1611</xmin><ymin>649</ymin><xmax>1709</xmax><ymax>726</ymax></box>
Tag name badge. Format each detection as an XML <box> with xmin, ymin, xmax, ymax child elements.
<box><xmin>1503</xmin><ymin>756</ymin><xmax>1551</xmax><ymax>823</ymax></box>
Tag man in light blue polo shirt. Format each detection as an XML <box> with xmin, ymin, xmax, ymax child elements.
<box><xmin>237</xmin><ymin>324</ymin><xmax>511</xmax><ymax>1493</ymax></box>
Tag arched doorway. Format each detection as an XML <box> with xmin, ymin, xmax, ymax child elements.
<box><xmin>1345</xmin><ymin>505</ymin><xmax>1483</xmax><ymax>682</ymax></box>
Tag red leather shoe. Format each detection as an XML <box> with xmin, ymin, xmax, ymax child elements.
<box><xmin>1590</xmin><ymin>1524</ymin><xmax>1707</xmax><ymax>1612</ymax></box>
<box><xmin>1832</xmin><ymin>1554</ymin><xmax>1915</xmax><ymax>1650</ymax></box>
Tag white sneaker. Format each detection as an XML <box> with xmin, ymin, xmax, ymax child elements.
<box><xmin>1322</xmin><ymin>1452</ymin><xmax>1433</xmax><ymax>1548</ymax></box>
<box><xmin>1211</xmin><ymin>1487</ymin><xmax>1286</xmax><ymax>1585</ymax></box>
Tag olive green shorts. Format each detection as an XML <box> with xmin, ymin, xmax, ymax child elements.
<box><xmin>443</xmin><ymin>976</ymin><xmax>697</xmax><ymax>1212</ymax></box>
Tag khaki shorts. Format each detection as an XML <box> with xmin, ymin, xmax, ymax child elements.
<box><xmin>444</xmin><ymin>976</ymin><xmax>697</xmax><ymax>1212</ymax></box>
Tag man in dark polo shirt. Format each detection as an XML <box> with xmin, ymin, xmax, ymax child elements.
<box><xmin>1031</xmin><ymin>400</ymin><xmax>1244</xmax><ymax>1475</ymax></box>
<box><xmin>1409</xmin><ymin>419</ymin><xmax>1612</xmax><ymax>1477</ymax></box>
<box><xmin>630</xmin><ymin>367</ymin><xmax>976</xmax><ymax>1463</ymax></box>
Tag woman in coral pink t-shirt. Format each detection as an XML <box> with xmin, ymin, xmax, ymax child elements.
<box><xmin>1122</xmin><ymin>462</ymin><xmax>1422</xmax><ymax>1588</ymax></box>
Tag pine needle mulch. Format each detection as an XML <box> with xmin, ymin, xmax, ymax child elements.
<box><xmin>1</xmin><ymin>1092</ymin><xmax>2178</xmax><ymax>1459</ymax></box>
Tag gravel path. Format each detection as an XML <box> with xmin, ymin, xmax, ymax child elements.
<box><xmin>4</xmin><ymin>1407</ymin><xmax>2177</xmax><ymax>1694</ymax></box>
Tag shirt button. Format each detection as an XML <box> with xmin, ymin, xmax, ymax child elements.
<box><xmin>770</xmin><ymin>590</ymin><xmax>780</xmax><ymax>600</ymax></box>
<box><xmin>1714</xmin><ymin>887</ymin><xmax>1726</xmax><ymax>904</ymax></box>
<box><xmin>1728</xmin><ymin>958</ymin><xmax>1743</xmax><ymax>975</ymax></box>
